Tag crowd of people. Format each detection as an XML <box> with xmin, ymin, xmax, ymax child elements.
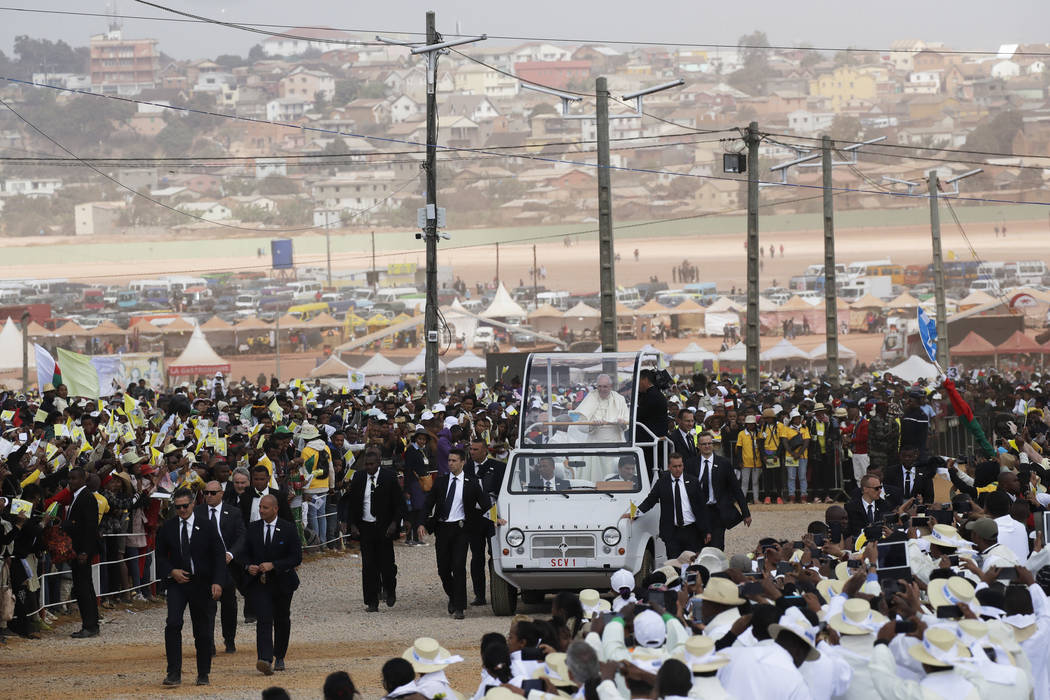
<box><xmin>1</xmin><ymin>359</ymin><xmax>1050</xmax><ymax>697</ymax></box>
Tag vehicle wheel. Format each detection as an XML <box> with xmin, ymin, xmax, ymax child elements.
<box><xmin>490</xmin><ymin>566</ymin><xmax>518</xmax><ymax>616</ymax></box>
<box><xmin>635</xmin><ymin>546</ymin><xmax>654</xmax><ymax>589</ymax></box>
<box><xmin>521</xmin><ymin>590</ymin><xmax>545</xmax><ymax>605</ymax></box>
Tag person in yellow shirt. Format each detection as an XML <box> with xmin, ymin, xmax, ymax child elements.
<box><xmin>735</xmin><ymin>415</ymin><xmax>762</xmax><ymax>504</ymax></box>
<box><xmin>783</xmin><ymin>409</ymin><xmax>811</xmax><ymax>503</ymax></box>
<box><xmin>299</xmin><ymin>424</ymin><xmax>335</xmax><ymax>546</ymax></box>
<box><xmin>759</xmin><ymin>408</ymin><xmax>791</xmax><ymax>504</ymax></box>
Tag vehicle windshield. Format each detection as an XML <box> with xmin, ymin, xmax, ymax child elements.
<box><xmin>520</xmin><ymin>354</ymin><xmax>638</xmax><ymax>447</ymax></box>
<box><xmin>507</xmin><ymin>452</ymin><xmax>642</xmax><ymax>494</ymax></box>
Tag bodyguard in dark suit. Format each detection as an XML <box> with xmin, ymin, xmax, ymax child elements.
<box><xmin>239</xmin><ymin>494</ymin><xmax>302</xmax><ymax>676</ymax></box>
<box><xmin>695</xmin><ymin>432</ymin><xmax>751</xmax><ymax>550</ymax></box>
<box><xmin>418</xmin><ymin>448</ymin><xmax>490</xmax><ymax>619</ymax></box>
<box><xmin>635</xmin><ymin>370</ymin><xmax>669</xmax><ymax>471</ymax></box>
<box><xmin>61</xmin><ymin>468</ymin><xmax>99</xmax><ymax>638</ymax></box>
<box><xmin>527</xmin><ymin>456</ymin><xmax>570</xmax><ymax>491</ymax></box>
<box><xmin>882</xmin><ymin>445</ymin><xmax>935</xmax><ymax>505</ymax></box>
<box><xmin>845</xmin><ymin>473</ymin><xmax>891</xmax><ymax>538</ymax></box>
<box><xmin>669</xmin><ymin>409</ymin><xmax>701</xmax><ymax>476</ymax></box>
<box><xmin>238</xmin><ymin>465</ymin><xmax>294</xmax><ymax>525</ymax></box>
<box><xmin>156</xmin><ymin>488</ymin><xmax>226</xmax><ymax>686</ymax></box>
<box><xmin>631</xmin><ymin>453</ymin><xmax>711</xmax><ymax>558</ymax></box>
<box><xmin>346</xmin><ymin>450</ymin><xmax>401</xmax><ymax>612</ymax></box>
<box><xmin>465</xmin><ymin>439</ymin><xmax>506</xmax><ymax>605</ymax></box>
<box><xmin>196</xmin><ymin>480</ymin><xmax>246</xmax><ymax>654</ymax></box>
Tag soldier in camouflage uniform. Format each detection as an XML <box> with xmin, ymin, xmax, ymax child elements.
<box><xmin>867</xmin><ymin>401</ymin><xmax>899</xmax><ymax>470</ymax></box>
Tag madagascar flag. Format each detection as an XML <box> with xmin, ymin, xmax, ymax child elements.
<box><xmin>942</xmin><ymin>378</ymin><xmax>995</xmax><ymax>458</ymax></box>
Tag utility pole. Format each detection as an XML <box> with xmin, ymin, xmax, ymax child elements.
<box><xmin>745</xmin><ymin>122</ymin><xmax>760</xmax><ymax>391</ymax></box>
<box><xmin>21</xmin><ymin>311</ymin><xmax>29</xmax><ymax>390</ymax></box>
<box><xmin>495</xmin><ymin>241</ymin><xmax>500</xmax><ymax>287</ymax></box>
<box><xmin>532</xmin><ymin>244</ymin><xmax>538</xmax><ymax>312</ymax></box>
<box><xmin>324</xmin><ymin>210</ymin><xmax>333</xmax><ymax>289</ymax></box>
<box><xmin>274</xmin><ymin>312</ymin><xmax>281</xmax><ymax>381</ymax></box>
<box><xmin>596</xmin><ymin>76</ymin><xmax>617</xmax><ymax>351</ymax></box>
<box><xmin>370</xmin><ymin>230</ymin><xmax>377</xmax><ymax>294</ymax></box>
<box><xmin>822</xmin><ymin>135</ymin><xmax>839</xmax><ymax>386</ymax></box>
<box><xmin>928</xmin><ymin>170</ymin><xmax>948</xmax><ymax>369</ymax></box>
<box><xmin>422</xmin><ymin>10</ymin><xmax>440</xmax><ymax>404</ymax></box>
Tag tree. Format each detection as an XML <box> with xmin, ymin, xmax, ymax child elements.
<box><xmin>833</xmin><ymin>50</ymin><xmax>859</xmax><ymax>67</ymax></box>
<box><xmin>529</xmin><ymin>102</ymin><xmax>558</xmax><ymax>120</ymax></box>
<box><xmin>214</xmin><ymin>54</ymin><xmax>246</xmax><ymax>69</ymax></box>
<box><xmin>155</xmin><ymin>115</ymin><xmax>196</xmax><ymax>156</ymax></box>
<box><xmin>334</xmin><ymin>78</ymin><xmax>359</xmax><ymax>106</ymax></box>
<box><xmin>728</xmin><ymin>31</ymin><xmax>770</xmax><ymax>96</ymax></box>
<box><xmin>257</xmin><ymin>176</ymin><xmax>301</xmax><ymax>195</ymax></box>
<box><xmin>964</xmin><ymin>110</ymin><xmax>1023</xmax><ymax>155</ymax></box>
<box><xmin>799</xmin><ymin>44</ymin><xmax>822</xmax><ymax>70</ymax></box>
<box><xmin>829</xmin><ymin>115</ymin><xmax>862</xmax><ymax>143</ymax></box>
<box><xmin>13</xmin><ymin>36</ymin><xmax>87</xmax><ymax>77</ymax></box>
<box><xmin>19</xmin><ymin>91</ymin><xmax>134</xmax><ymax>152</ymax></box>
<box><xmin>248</xmin><ymin>44</ymin><xmax>267</xmax><ymax>62</ymax></box>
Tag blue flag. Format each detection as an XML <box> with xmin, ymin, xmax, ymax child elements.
<box><xmin>917</xmin><ymin>307</ymin><xmax>938</xmax><ymax>364</ymax></box>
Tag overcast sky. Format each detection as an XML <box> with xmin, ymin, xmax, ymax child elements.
<box><xmin>5</xmin><ymin>1</ymin><xmax>1047</xmax><ymax>60</ymax></box>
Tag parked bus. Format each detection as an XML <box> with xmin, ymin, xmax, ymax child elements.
<box><xmin>287</xmin><ymin>302</ymin><xmax>330</xmax><ymax>321</ymax></box>
<box><xmin>1006</xmin><ymin>260</ymin><xmax>1047</xmax><ymax>286</ymax></box>
<box><xmin>82</xmin><ymin>288</ymin><xmax>105</xmax><ymax>311</ymax></box>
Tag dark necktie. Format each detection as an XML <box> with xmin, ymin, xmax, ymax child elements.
<box><xmin>673</xmin><ymin>478</ymin><xmax>684</xmax><ymax>526</ymax></box>
<box><xmin>904</xmin><ymin>471</ymin><xmax>912</xmax><ymax>496</ymax></box>
<box><xmin>264</xmin><ymin>522</ymin><xmax>272</xmax><ymax>547</ymax></box>
<box><xmin>441</xmin><ymin>476</ymin><xmax>458</xmax><ymax>521</ymax></box>
<box><xmin>700</xmin><ymin>459</ymin><xmax>711</xmax><ymax>503</ymax></box>
<box><xmin>369</xmin><ymin>476</ymin><xmax>378</xmax><ymax>516</ymax></box>
<box><xmin>867</xmin><ymin>503</ymin><xmax>875</xmax><ymax>524</ymax></box>
<box><xmin>180</xmin><ymin>519</ymin><xmax>190</xmax><ymax>562</ymax></box>
<box><xmin>545</xmin><ymin>480</ymin><xmax>552</xmax><ymax>492</ymax></box>
<box><xmin>210</xmin><ymin>507</ymin><xmax>219</xmax><ymax>529</ymax></box>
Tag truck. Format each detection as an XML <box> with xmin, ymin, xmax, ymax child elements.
<box><xmin>837</xmin><ymin>275</ymin><xmax>894</xmax><ymax>302</ymax></box>
<box><xmin>488</xmin><ymin>351</ymin><xmax>666</xmax><ymax>615</ymax></box>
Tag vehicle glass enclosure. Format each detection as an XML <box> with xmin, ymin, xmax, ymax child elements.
<box><xmin>519</xmin><ymin>353</ymin><xmax>641</xmax><ymax>448</ymax></box>
<box><xmin>507</xmin><ymin>451</ymin><xmax>643</xmax><ymax>494</ymax></box>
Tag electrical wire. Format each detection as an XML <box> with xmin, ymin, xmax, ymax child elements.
<box><xmin>761</xmin><ymin>131</ymin><xmax>1050</xmax><ymax>162</ymax></box>
<box><xmin>8</xmin><ymin>5</ymin><xmax>1046</xmax><ymax>58</ymax></box>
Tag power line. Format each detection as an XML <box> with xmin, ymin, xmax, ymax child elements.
<box><xmin>761</xmin><ymin>130</ymin><xmax>1050</xmax><ymax>162</ymax></box>
<box><xmin>3</xmin><ymin>5</ymin><xmax>1044</xmax><ymax>58</ymax></box>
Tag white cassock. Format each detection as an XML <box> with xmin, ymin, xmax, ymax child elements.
<box><xmin>573</xmin><ymin>389</ymin><xmax>630</xmax><ymax>443</ymax></box>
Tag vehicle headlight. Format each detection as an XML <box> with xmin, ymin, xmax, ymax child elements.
<box><xmin>505</xmin><ymin>528</ymin><xmax>525</xmax><ymax>548</ymax></box>
<box><xmin>602</xmin><ymin>527</ymin><xmax>621</xmax><ymax>546</ymax></box>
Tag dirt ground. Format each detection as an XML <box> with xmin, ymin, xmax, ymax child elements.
<box><xmin>0</xmin><ymin>505</ymin><xmax>822</xmax><ymax>699</ymax></box>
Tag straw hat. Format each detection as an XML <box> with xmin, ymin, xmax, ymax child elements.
<box><xmin>817</xmin><ymin>578</ymin><xmax>845</xmax><ymax>601</ymax></box>
<box><xmin>922</xmin><ymin>524</ymin><xmax>967</xmax><ymax>549</ymax></box>
<box><xmin>928</xmin><ymin>576</ymin><xmax>976</xmax><ymax>610</ymax></box>
<box><xmin>907</xmin><ymin>627</ymin><xmax>971</xmax><ymax>667</ymax></box>
<box><xmin>986</xmin><ymin>620</ymin><xmax>1023</xmax><ymax>653</ymax></box>
<box><xmin>532</xmin><ymin>652</ymin><xmax>573</xmax><ymax>686</ymax></box>
<box><xmin>769</xmin><ymin>608</ymin><xmax>821</xmax><ymax>661</ymax></box>
<box><xmin>678</xmin><ymin>635</ymin><xmax>729</xmax><ymax>672</ymax></box>
<box><xmin>1004</xmin><ymin>614</ymin><xmax>1038</xmax><ymax>642</ymax></box>
<box><xmin>402</xmin><ymin>637</ymin><xmax>461</xmax><ymax>673</ymax></box>
<box><xmin>827</xmin><ymin>598</ymin><xmax>888</xmax><ymax>635</ymax></box>
<box><xmin>484</xmin><ymin>688</ymin><xmax>523</xmax><ymax>700</ymax></box>
<box><xmin>700</xmin><ymin>577</ymin><xmax>744</xmax><ymax>606</ymax></box>
<box><xmin>120</xmin><ymin>451</ymin><xmax>147</xmax><ymax>467</ymax></box>
<box><xmin>298</xmin><ymin>423</ymin><xmax>321</xmax><ymax>441</ymax></box>
<box><xmin>579</xmin><ymin>589</ymin><xmax>602</xmax><ymax>616</ymax></box>
<box><xmin>697</xmin><ymin>547</ymin><xmax>728</xmax><ymax>574</ymax></box>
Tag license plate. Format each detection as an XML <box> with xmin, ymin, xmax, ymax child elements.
<box><xmin>542</xmin><ymin>557</ymin><xmax>580</xmax><ymax>568</ymax></box>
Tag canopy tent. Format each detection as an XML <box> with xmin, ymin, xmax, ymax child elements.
<box><xmin>0</xmin><ymin>317</ymin><xmax>33</xmax><ymax>371</ymax></box>
<box><xmin>887</xmin><ymin>355</ymin><xmax>940</xmax><ymax>383</ymax></box>
<box><xmin>199</xmin><ymin>315</ymin><xmax>236</xmax><ymax>349</ymax></box>
<box><xmin>615</xmin><ymin>301</ymin><xmax>636</xmax><ymax>316</ymax></box>
<box><xmin>848</xmin><ymin>294</ymin><xmax>888</xmax><ymax>331</ymax></box>
<box><xmin>668</xmin><ymin>297</ymin><xmax>705</xmax><ymax>333</ymax></box>
<box><xmin>956</xmin><ymin>290</ymin><xmax>996</xmax><ymax>310</ymax></box>
<box><xmin>996</xmin><ymin>330</ymin><xmax>1045</xmax><ymax>355</ymax></box>
<box><xmin>25</xmin><ymin>321</ymin><xmax>50</xmax><ymax>337</ymax></box>
<box><xmin>762</xmin><ymin>296</ymin><xmax>824</xmax><ymax>335</ymax></box>
<box><xmin>528</xmin><ymin>303</ymin><xmax>565</xmax><ymax>335</ymax></box>
<box><xmin>308</xmin><ymin>312</ymin><xmax>342</xmax><ymax>328</ymax></box>
<box><xmin>233</xmin><ymin>316</ymin><xmax>272</xmax><ymax>331</ymax></box>
<box><xmin>309</xmin><ymin>354</ymin><xmax>355</xmax><ymax>378</ymax></box>
<box><xmin>671</xmin><ymin>342</ymin><xmax>717</xmax><ymax>364</ymax></box>
<box><xmin>200</xmin><ymin>316</ymin><xmax>234</xmax><ymax>332</ymax></box>
<box><xmin>130</xmin><ymin>320</ymin><xmax>164</xmax><ymax>335</ymax></box>
<box><xmin>718</xmin><ymin>341</ymin><xmax>747</xmax><ymax>363</ymax></box>
<box><xmin>807</xmin><ymin>342</ymin><xmax>858</xmax><ymax>370</ymax></box>
<box><xmin>481</xmin><ymin>283</ymin><xmax>527</xmax><ymax>320</ymax></box>
<box><xmin>160</xmin><ymin>317</ymin><xmax>196</xmax><ymax>334</ymax></box>
<box><xmin>355</xmin><ymin>352</ymin><xmax>402</xmax><ymax>384</ymax></box>
<box><xmin>274</xmin><ymin>313</ymin><xmax>310</xmax><ymax>330</ymax></box>
<box><xmin>167</xmin><ymin>326</ymin><xmax>230</xmax><ymax>377</ymax></box>
<box><xmin>887</xmin><ymin>291</ymin><xmax>920</xmax><ymax>309</ymax></box>
<box><xmin>447</xmin><ymin>349</ymin><xmax>486</xmax><ymax>371</ymax></box>
<box><xmin>54</xmin><ymin>321</ymin><xmax>89</xmax><ymax>337</ymax></box>
<box><xmin>562</xmin><ymin>302</ymin><xmax>600</xmax><ymax>335</ymax></box>
<box><xmin>401</xmin><ymin>348</ymin><xmax>447</xmax><ymax>375</ymax></box>
<box><xmin>634</xmin><ymin>299</ymin><xmax>672</xmax><ymax>315</ymax></box>
<box><xmin>89</xmin><ymin>320</ymin><xmax>128</xmax><ymax>337</ymax></box>
<box><xmin>950</xmin><ymin>331</ymin><xmax>998</xmax><ymax>357</ymax></box>
<box><xmin>760</xmin><ymin>338</ymin><xmax>809</xmax><ymax>362</ymax></box>
<box><xmin>706</xmin><ymin>296</ymin><xmax>745</xmax><ymax>313</ymax></box>
<box><xmin>366</xmin><ymin>313</ymin><xmax>392</xmax><ymax>328</ymax></box>
<box><xmin>389</xmin><ymin>312</ymin><xmax>414</xmax><ymax>325</ymax></box>
<box><xmin>849</xmin><ymin>294</ymin><xmax>886</xmax><ymax>309</ymax></box>
<box><xmin>528</xmin><ymin>303</ymin><xmax>563</xmax><ymax>320</ymax></box>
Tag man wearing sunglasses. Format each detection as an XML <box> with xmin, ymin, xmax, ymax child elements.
<box><xmin>156</xmin><ymin>488</ymin><xmax>227</xmax><ymax>687</ymax></box>
<box><xmin>196</xmin><ymin>480</ymin><xmax>246</xmax><ymax>655</ymax></box>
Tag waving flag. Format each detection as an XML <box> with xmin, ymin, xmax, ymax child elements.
<box><xmin>917</xmin><ymin>307</ymin><xmax>938</xmax><ymax>365</ymax></box>
<box><xmin>942</xmin><ymin>378</ymin><xmax>994</xmax><ymax>458</ymax></box>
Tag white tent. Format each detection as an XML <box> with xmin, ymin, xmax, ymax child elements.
<box><xmin>309</xmin><ymin>354</ymin><xmax>355</xmax><ymax>378</ymax></box>
<box><xmin>704</xmin><ymin>311</ymin><xmax>739</xmax><ymax>337</ymax></box>
<box><xmin>718</xmin><ymin>342</ymin><xmax>747</xmax><ymax>362</ymax></box>
<box><xmin>401</xmin><ymin>349</ymin><xmax>447</xmax><ymax>375</ymax></box>
<box><xmin>0</xmin><ymin>318</ymin><xmax>33</xmax><ymax>371</ymax></box>
<box><xmin>671</xmin><ymin>342</ymin><xmax>717</xmax><ymax>364</ymax></box>
<box><xmin>887</xmin><ymin>355</ymin><xmax>940</xmax><ymax>383</ymax></box>
<box><xmin>167</xmin><ymin>326</ymin><xmax>230</xmax><ymax>377</ymax></box>
<box><xmin>707</xmin><ymin>296</ymin><xmax>745</xmax><ymax>313</ymax></box>
<box><xmin>807</xmin><ymin>342</ymin><xmax>858</xmax><ymax>361</ymax></box>
<box><xmin>760</xmin><ymin>338</ymin><xmax>808</xmax><ymax>362</ymax></box>
<box><xmin>481</xmin><ymin>283</ymin><xmax>528</xmax><ymax>320</ymax></box>
<box><xmin>356</xmin><ymin>352</ymin><xmax>403</xmax><ymax>384</ymax></box>
<box><xmin>447</xmin><ymin>349</ymin><xmax>486</xmax><ymax>371</ymax></box>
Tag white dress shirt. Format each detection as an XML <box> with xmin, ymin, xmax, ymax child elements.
<box><xmin>901</xmin><ymin>466</ymin><xmax>917</xmax><ymax>495</ymax></box>
<box><xmin>71</xmin><ymin>484</ymin><xmax>88</xmax><ymax>505</ymax></box>
<box><xmin>993</xmin><ymin>515</ymin><xmax>1029</xmax><ymax>563</ymax></box>
<box><xmin>250</xmin><ymin>492</ymin><xmax>264</xmax><ymax>522</ymax></box>
<box><xmin>362</xmin><ymin>473</ymin><xmax>377</xmax><ymax>523</ymax></box>
<box><xmin>179</xmin><ymin>513</ymin><xmax>196</xmax><ymax>574</ymax></box>
<box><xmin>445</xmin><ymin>474</ymin><xmax>465</xmax><ymax>522</ymax></box>
<box><xmin>672</xmin><ymin>477</ymin><xmax>696</xmax><ymax>525</ymax></box>
<box><xmin>719</xmin><ymin>643</ymin><xmax>813</xmax><ymax>700</ymax></box>
<box><xmin>262</xmin><ymin>519</ymin><xmax>277</xmax><ymax>547</ymax></box>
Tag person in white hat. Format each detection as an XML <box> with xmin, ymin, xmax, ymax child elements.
<box><xmin>674</xmin><ymin>635</ymin><xmax>731</xmax><ymax>699</ymax></box>
<box><xmin>401</xmin><ymin>637</ymin><xmax>465</xmax><ymax>699</ymax></box>
<box><xmin>609</xmin><ymin>568</ymin><xmax>637</xmax><ymax>612</ymax></box>
<box><xmin>823</xmin><ymin>598</ymin><xmax>887</xmax><ymax>700</ymax></box>
<box><xmin>869</xmin><ymin>623</ymin><xmax>982</xmax><ymax>700</ymax></box>
<box><xmin>720</xmin><ymin>606</ymin><xmax>818</xmax><ymax>700</ymax></box>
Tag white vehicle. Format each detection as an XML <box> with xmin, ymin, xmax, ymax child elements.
<box><xmin>616</xmin><ymin>287</ymin><xmax>644</xmax><ymax>308</ymax></box>
<box><xmin>374</xmin><ymin>286</ymin><xmax>425</xmax><ymax>311</ymax></box>
<box><xmin>285</xmin><ymin>280</ymin><xmax>323</xmax><ymax>299</ymax></box>
<box><xmin>969</xmin><ymin>278</ymin><xmax>1001</xmax><ymax>296</ymax></box>
<box><xmin>536</xmin><ymin>291</ymin><xmax>571</xmax><ymax>310</ymax></box>
<box><xmin>803</xmin><ymin>263</ymin><xmax>847</xmax><ymax>278</ymax></box>
<box><xmin>1007</xmin><ymin>260</ymin><xmax>1047</xmax><ymax>286</ymax></box>
<box><xmin>235</xmin><ymin>294</ymin><xmax>260</xmax><ymax>315</ymax></box>
<box><xmin>489</xmin><ymin>352</ymin><xmax>666</xmax><ymax>615</ymax></box>
<box><xmin>128</xmin><ymin>279</ymin><xmax>171</xmax><ymax>294</ymax></box>
<box><xmin>837</xmin><ymin>275</ymin><xmax>893</xmax><ymax>301</ymax></box>
<box><xmin>473</xmin><ymin>326</ymin><xmax>496</xmax><ymax>350</ymax></box>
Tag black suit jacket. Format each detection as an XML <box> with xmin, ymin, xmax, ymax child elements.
<box><xmin>421</xmin><ymin>472</ymin><xmax>489</xmax><ymax>533</ymax></box>
<box><xmin>883</xmin><ymin>464</ymin><xmax>935</xmax><ymax>505</ymax></box>
<box><xmin>638</xmin><ymin>472</ymin><xmax>710</xmax><ymax>541</ymax></box>
<box><xmin>155</xmin><ymin>514</ymin><xmax>227</xmax><ymax>586</ymax></box>
<box><xmin>635</xmin><ymin>385</ymin><xmax>669</xmax><ymax>443</ymax></box>
<box><xmin>465</xmin><ymin>458</ymin><xmax>506</xmax><ymax>496</ymax></box>
<box><xmin>845</xmin><ymin>494</ymin><xmax>891</xmax><ymax>538</ymax></box>
<box><xmin>221</xmin><ymin>481</ymin><xmax>240</xmax><ymax>505</ymax></box>
<box><xmin>403</xmin><ymin>445</ymin><xmax>432</xmax><ymax>485</ymax></box>
<box><xmin>238</xmin><ymin>517</ymin><xmax>302</xmax><ymax>595</ymax></box>
<box><xmin>697</xmin><ymin>453</ymin><xmax>750</xmax><ymax>529</ymax></box>
<box><xmin>527</xmin><ymin>477</ymin><xmax>571</xmax><ymax>492</ymax></box>
<box><xmin>61</xmin><ymin>488</ymin><xmax>99</xmax><ymax>558</ymax></box>
<box><xmin>237</xmin><ymin>487</ymin><xmax>294</xmax><ymax>526</ymax></box>
<box><xmin>346</xmin><ymin>467</ymin><xmax>402</xmax><ymax>533</ymax></box>
<box><xmin>670</xmin><ymin>429</ymin><xmax>700</xmax><ymax>475</ymax></box>
<box><xmin>194</xmin><ymin>502</ymin><xmax>246</xmax><ymax>584</ymax></box>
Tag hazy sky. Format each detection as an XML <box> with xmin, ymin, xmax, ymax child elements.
<box><xmin>4</xmin><ymin>1</ymin><xmax>1048</xmax><ymax>61</ymax></box>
